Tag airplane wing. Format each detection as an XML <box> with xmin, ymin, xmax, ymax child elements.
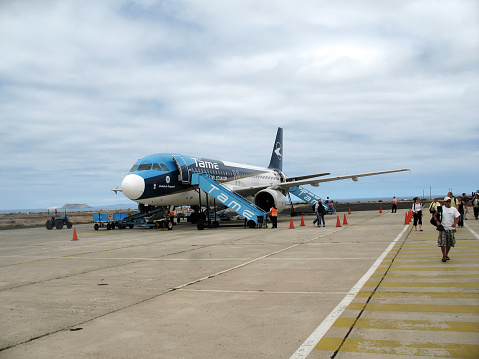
<box><xmin>233</xmin><ymin>168</ymin><xmax>409</xmax><ymax>197</ymax></box>
<box><xmin>286</xmin><ymin>172</ymin><xmax>330</xmax><ymax>182</ymax></box>
<box><xmin>274</xmin><ymin>169</ymin><xmax>410</xmax><ymax>190</ymax></box>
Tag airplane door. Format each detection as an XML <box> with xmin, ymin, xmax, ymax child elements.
<box><xmin>172</xmin><ymin>155</ymin><xmax>191</xmax><ymax>184</ymax></box>
<box><xmin>232</xmin><ymin>169</ymin><xmax>240</xmax><ymax>186</ymax></box>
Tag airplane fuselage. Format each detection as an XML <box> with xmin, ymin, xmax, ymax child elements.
<box><xmin>121</xmin><ymin>153</ymin><xmax>284</xmax><ymax>209</ymax></box>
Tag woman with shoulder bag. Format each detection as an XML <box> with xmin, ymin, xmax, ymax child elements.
<box><xmin>429</xmin><ymin>198</ymin><xmax>440</xmax><ymax>219</ymax></box>
<box><xmin>412</xmin><ymin>197</ymin><xmax>423</xmax><ymax>231</ymax></box>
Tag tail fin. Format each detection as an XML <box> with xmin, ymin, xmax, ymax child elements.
<box><xmin>268</xmin><ymin>127</ymin><xmax>283</xmax><ymax>171</ymax></box>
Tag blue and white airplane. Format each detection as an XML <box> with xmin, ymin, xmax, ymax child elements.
<box><xmin>117</xmin><ymin>128</ymin><xmax>408</xmax><ymax>226</ymax></box>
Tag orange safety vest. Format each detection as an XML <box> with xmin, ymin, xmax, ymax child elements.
<box><xmin>170</xmin><ymin>211</ymin><xmax>174</xmax><ymax>217</ymax></box>
<box><xmin>271</xmin><ymin>208</ymin><xmax>278</xmax><ymax>217</ymax></box>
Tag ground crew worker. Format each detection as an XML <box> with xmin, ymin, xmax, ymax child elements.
<box><xmin>392</xmin><ymin>196</ymin><xmax>398</xmax><ymax>213</ymax></box>
<box><xmin>269</xmin><ymin>205</ymin><xmax>278</xmax><ymax>229</ymax></box>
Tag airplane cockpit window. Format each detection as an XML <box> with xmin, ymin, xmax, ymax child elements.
<box><xmin>138</xmin><ymin>163</ymin><xmax>152</xmax><ymax>171</ymax></box>
<box><xmin>152</xmin><ymin>163</ymin><xmax>162</xmax><ymax>171</ymax></box>
<box><xmin>160</xmin><ymin>163</ymin><xmax>169</xmax><ymax>171</ymax></box>
<box><xmin>130</xmin><ymin>165</ymin><xmax>139</xmax><ymax>172</ymax></box>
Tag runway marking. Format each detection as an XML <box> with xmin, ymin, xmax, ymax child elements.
<box><xmin>371</xmin><ymin>273</ymin><xmax>479</xmax><ymax>278</ymax></box>
<box><xmin>332</xmin><ymin>317</ymin><xmax>479</xmax><ymax>332</ymax></box>
<box><xmin>314</xmin><ymin>337</ymin><xmax>479</xmax><ymax>357</ymax></box>
<box><xmin>465</xmin><ymin>223</ymin><xmax>479</xmax><ymax>239</ymax></box>
<box><xmin>364</xmin><ymin>281</ymin><xmax>479</xmax><ymax>288</ymax></box>
<box><xmin>356</xmin><ymin>290</ymin><xmax>479</xmax><ymax>299</ymax></box>
<box><xmin>347</xmin><ymin>303</ymin><xmax>479</xmax><ymax>313</ymax></box>
<box><xmin>307</xmin><ymin>221</ymin><xmax>479</xmax><ymax>358</ymax></box>
<box><xmin>289</xmin><ymin>225</ymin><xmax>409</xmax><ymax>359</ymax></box>
<box><xmin>377</xmin><ymin>266</ymin><xmax>479</xmax><ymax>271</ymax></box>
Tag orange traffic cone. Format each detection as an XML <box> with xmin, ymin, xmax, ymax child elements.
<box><xmin>348</xmin><ymin>208</ymin><xmax>351</xmax><ymax>214</ymax></box>
<box><xmin>289</xmin><ymin>218</ymin><xmax>295</xmax><ymax>229</ymax></box>
<box><xmin>72</xmin><ymin>228</ymin><xmax>78</xmax><ymax>241</ymax></box>
<box><xmin>379</xmin><ymin>207</ymin><xmax>383</xmax><ymax>213</ymax></box>
<box><xmin>343</xmin><ymin>214</ymin><xmax>348</xmax><ymax>225</ymax></box>
<box><xmin>300</xmin><ymin>216</ymin><xmax>305</xmax><ymax>226</ymax></box>
<box><xmin>336</xmin><ymin>215</ymin><xmax>342</xmax><ymax>227</ymax></box>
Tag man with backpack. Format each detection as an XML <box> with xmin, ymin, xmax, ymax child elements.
<box><xmin>433</xmin><ymin>197</ymin><xmax>460</xmax><ymax>262</ymax></box>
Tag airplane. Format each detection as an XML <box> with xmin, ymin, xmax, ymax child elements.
<box><xmin>116</xmin><ymin>127</ymin><xmax>408</xmax><ymax>229</ymax></box>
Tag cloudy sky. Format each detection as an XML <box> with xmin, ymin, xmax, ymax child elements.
<box><xmin>1</xmin><ymin>0</ymin><xmax>478</xmax><ymax>210</ymax></box>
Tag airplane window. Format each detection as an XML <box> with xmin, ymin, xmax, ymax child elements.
<box><xmin>138</xmin><ymin>163</ymin><xmax>152</xmax><ymax>171</ymax></box>
<box><xmin>130</xmin><ymin>165</ymin><xmax>139</xmax><ymax>172</ymax></box>
<box><xmin>152</xmin><ymin>163</ymin><xmax>162</xmax><ymax>171</ymax></box>
<box><xmin>161</xmin><ymin>163</ymin><xmax>169</xmax><ymax>171</ymax></box>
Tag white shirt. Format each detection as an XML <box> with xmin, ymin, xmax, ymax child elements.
<box><xmin>441</xmin><ymin>206</ymin><xmax>460</xmax><ymax>230</ymax></box>
<box><xmin>412</xmin><ymin>203</ymin><xmax>422</xmax><ymax>212</ymax></box>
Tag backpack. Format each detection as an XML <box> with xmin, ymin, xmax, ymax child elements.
<box><xmin>430</xmin><ymin>206</ymin><xmax>444</xmax><ymax>231</ymax></box>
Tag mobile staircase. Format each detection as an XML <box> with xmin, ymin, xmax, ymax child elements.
<box><xmin>289</xmin><ymin>186</ymin><xmax>330</xmax><ymax>212</ymax></box>
<box><xmin>191</xmin><ymin>173</ymin><xmax>267</xmax><ymax>229</ymax></box>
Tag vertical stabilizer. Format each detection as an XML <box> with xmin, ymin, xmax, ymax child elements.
<box><xmin>268</xmin><ymin>127</ymin><xmax>283</xmax><ymax>171</ymax></box>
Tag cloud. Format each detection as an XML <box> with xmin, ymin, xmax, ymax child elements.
<box><xmin>0</xmin><ymin>0</ymin><xmax>478</xmax><ymax>209</ymax></box>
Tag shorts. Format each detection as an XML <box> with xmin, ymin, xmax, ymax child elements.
<box><xmin>437</xmin><ymin>229</ymin><xmax>456</xmax><ymax>247</ymax></box>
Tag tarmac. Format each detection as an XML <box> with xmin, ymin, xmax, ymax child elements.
<box><xmin>0</xmin><ymin>208</ymin><xmax>478</xmax><ymax>358</ymax></box>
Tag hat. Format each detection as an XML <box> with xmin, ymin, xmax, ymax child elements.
<box><xmin>444</xmin><ymin>196</ymin><xmax>451</xmax><ymax>201</ymax></box>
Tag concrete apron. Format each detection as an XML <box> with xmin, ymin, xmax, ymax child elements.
<box><xmin>0</xmin><ymin>209</ymin><xmax>477</xmax><ymax>358</ymax></box>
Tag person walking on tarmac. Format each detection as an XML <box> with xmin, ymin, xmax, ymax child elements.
<box><xmin>269</xmin><ymin>205</ymin><xmax>278</xmax><ymax>229</ymax></box>
<box><xmin>315</xmin><ymin>199</ymin><xmax>326</xmax><ymax>227</ymax></box>
<box><xmin>412</xmin><ymin>197</ymin><xmax>423</xmax><ymax>231</ymax></box>
<box><xmin>434</xmin><ymin>197</ymin><xmax>460</xmax><ymax>262</ymax></box>
<box><xmin>392</xmin><ymin>196</ymin><xmax>398</xmax><ymax>213</ymax></box>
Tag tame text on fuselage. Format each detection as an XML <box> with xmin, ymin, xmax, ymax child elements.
<box><xmin>192</xmin><ymin>158</ymin><xmax>219</xmax><ymax>170</ymax></box>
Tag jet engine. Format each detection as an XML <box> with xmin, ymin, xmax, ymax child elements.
<box><xmin>254</xmin><ymin>189</ymin><xmax>286</xmax><ymax>212</ymax></box>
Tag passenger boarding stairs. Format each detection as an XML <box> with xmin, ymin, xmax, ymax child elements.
<box><xmin>191</xmin><ymin>173</ymin><xmax>266</xmax><ymax>227</ymax></box>
<box><xmin>289</xmin><ymin>186</ymin><xmax>330</xmax><ymax>212</ymax></box>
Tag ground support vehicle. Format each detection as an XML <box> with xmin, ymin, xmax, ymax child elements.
<box><xmin>93</xmin><ymin>207</ymin><xmax>173</xmax><ymax>230</ymax></box>
<box><xmin>46</xmin><ymin>210</ymin><xmax>73</xmax><ymax>230</ymax></box>
<box><xmin>93</xmin><ymin>213</ymin><xmax>128</xmax><ymax>230</ymax></box>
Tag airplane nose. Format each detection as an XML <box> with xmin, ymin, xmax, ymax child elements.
<box><xmin>121</xmin><ymin>174</ymin><xmax>145</xmax><ymax>200</ymax></box>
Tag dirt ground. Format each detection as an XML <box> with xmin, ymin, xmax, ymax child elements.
<box><xmin>0</xmin><ymin>211</ymin><xmax>129</xmax><ymax>230</ymax></box>
<box><xmin>0</xmin><ymin>200</ymin><xmax>415</xmax><ymax>230</ymax></box>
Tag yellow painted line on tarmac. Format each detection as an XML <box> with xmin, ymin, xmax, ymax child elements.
<box><xmin>371</xmin><ymin>273</ymin><xmax>479</xmax><ymax>279</ymax></box>
<box><xmin>356</xmin><ymin>290</ymin><xmax>479</xmax><ymax>299</ymax></box>
<box><xmin>314</xmin><ymin>337</ymin><xmax>479</xmax><ymax>358</ymax></box>
<box><xmin>332</xmin><ymin>317</ymin><xmax>479</xmax><ymax>333</ymax></box>
<box><xmin>365</xmin><ymin>281</ymin><xmax>479</xmax><ymax>287</ymax></box>
<box><xmin>12</xmin><ymin>259</ymin><xmax>48</xmax><ymax>266</ymax></box>
<box><xmin>377</xmin><ymin>266</ymin><xmax>479</xmax><ymax>271</ymax></box>
<box><xmin>347</xmin><ymin>303</ymin><xmax>479</xmax><ymax>313</ymax></box>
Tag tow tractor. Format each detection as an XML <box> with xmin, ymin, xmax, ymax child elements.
<box><xmin>45</xmin><ymin>209</ymin><xmax>73</xmax><ymax>230</ymax></box>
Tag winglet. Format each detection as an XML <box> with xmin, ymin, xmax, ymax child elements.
<box><xmin>268</xmin><ymin>127</ymin><xmax>283</xmax><ymax>171</ymax></box>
